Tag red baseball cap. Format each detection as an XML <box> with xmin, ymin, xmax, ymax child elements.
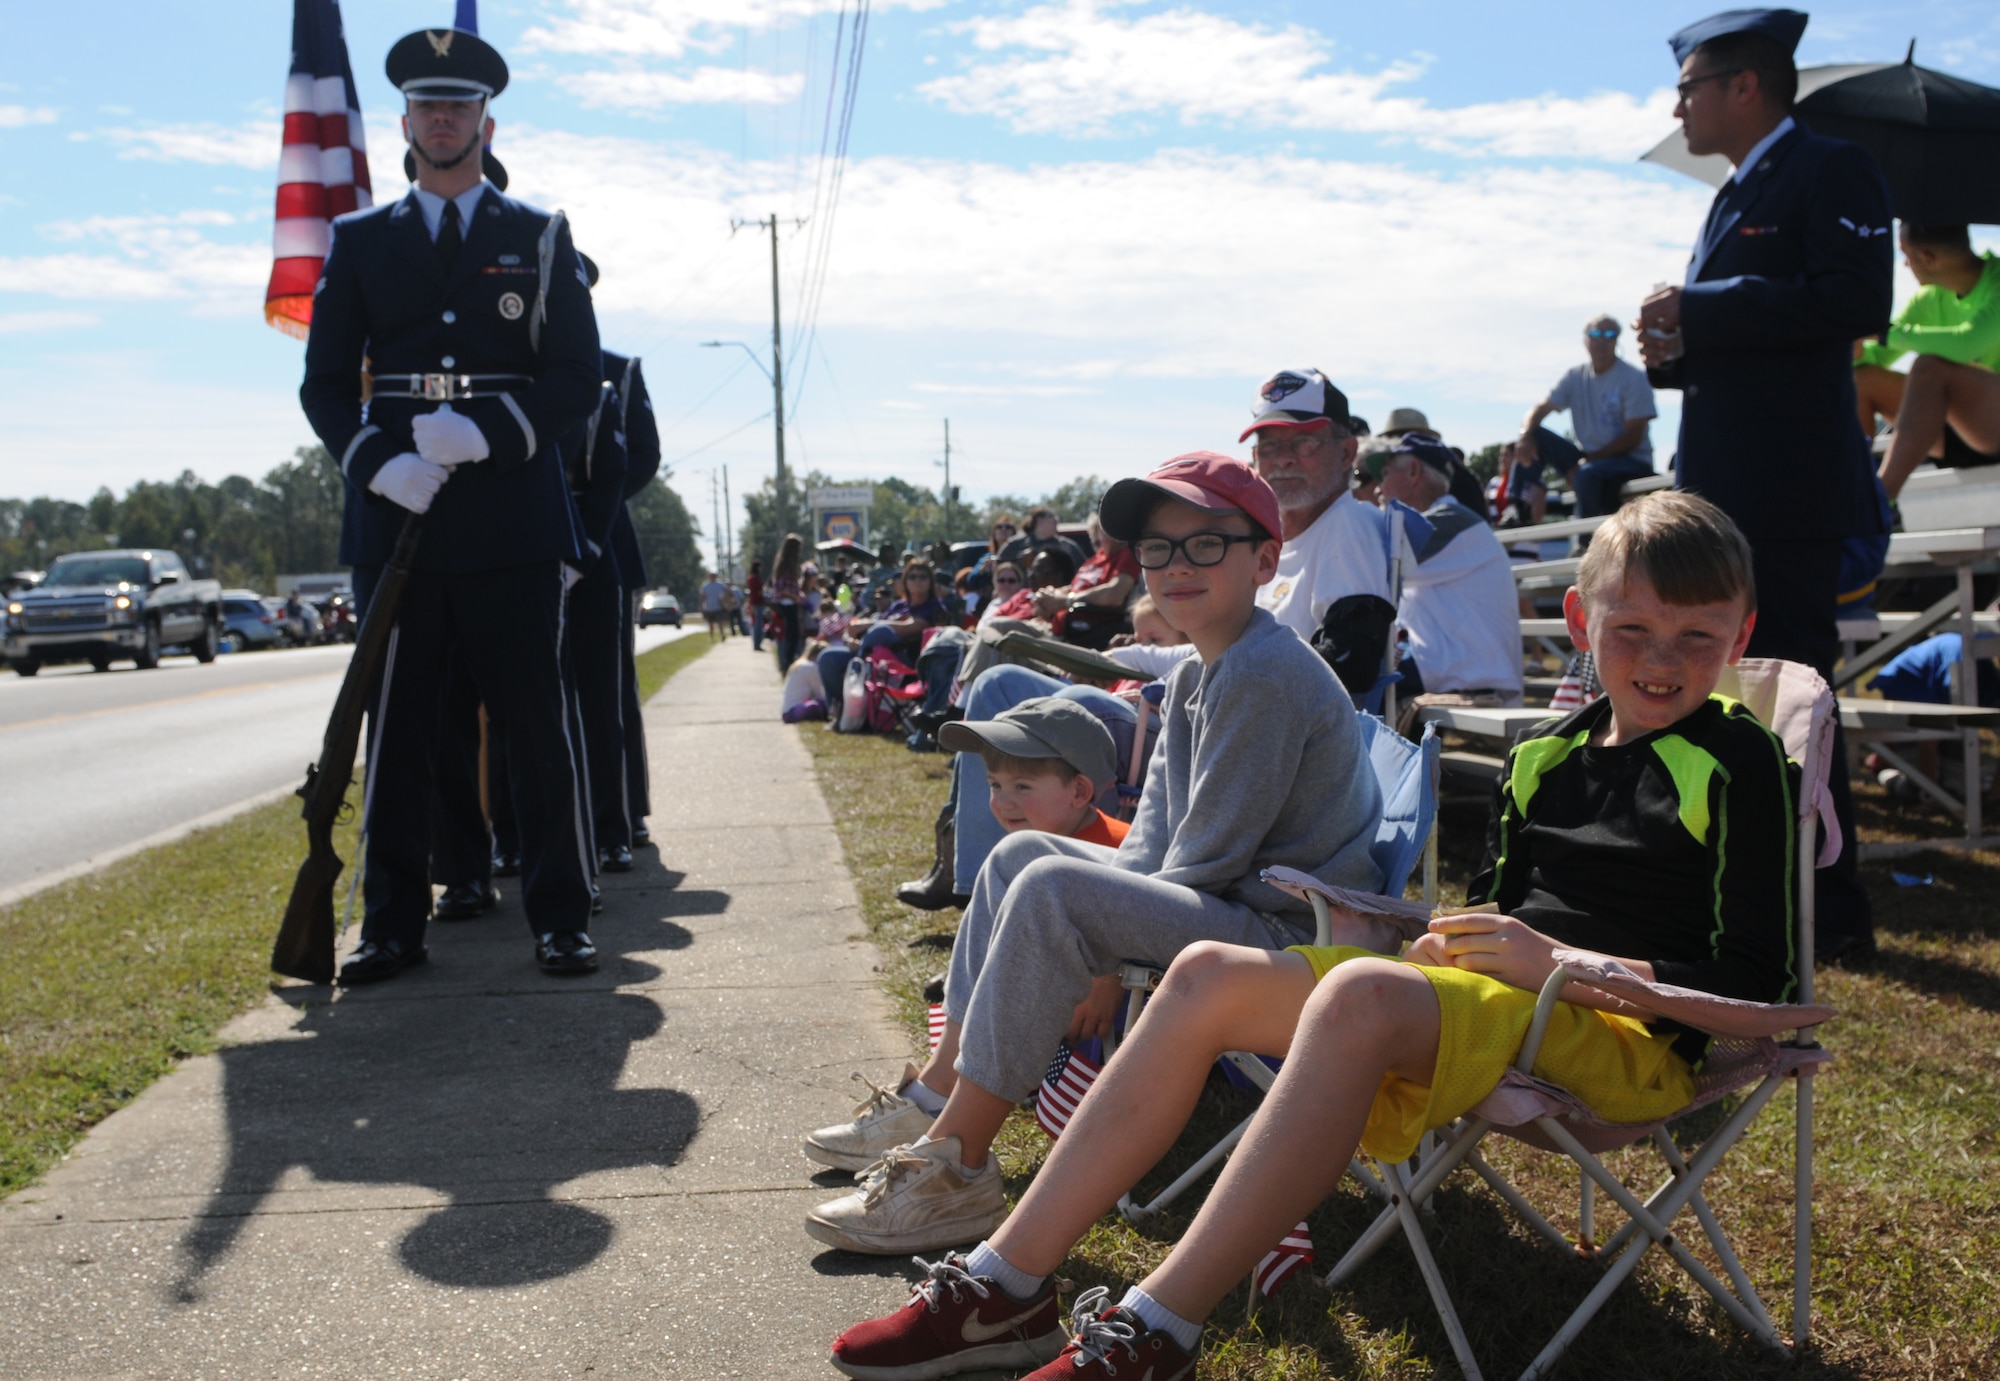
<box><xmin>1098</xmin><ymin>451</ymin><xmax>1283</xmax><ymax>546</ymax></box>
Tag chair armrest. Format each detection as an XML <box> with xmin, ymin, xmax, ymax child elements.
<box><xmin>1549</xmin><ymin>949</ymin><xmax>1835</xmax><ymax>1039</ymax></box>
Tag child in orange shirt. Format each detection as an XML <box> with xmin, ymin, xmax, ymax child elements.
<box><xmin>944</xmin><ymin>697</ymin><xmax>1130</xmax><ymax>850</ymax></box>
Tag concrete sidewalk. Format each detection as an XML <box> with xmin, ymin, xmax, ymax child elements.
<box><xmin>0</xmin><ymin>641</ymin><xmax>927</xmax><ymax>1378</ymax></box>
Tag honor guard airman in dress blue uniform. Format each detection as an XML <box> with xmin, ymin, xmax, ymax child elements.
<box><xmin>299</xmin><ymin>27</ymin><xmax>605</xmax><ymax>982</ymax></box>
<box><xmin>602</xmin><ymin>346</ymin><xmax>662</xmax><ymax>850</ymax></box>
<box><xmin>1641</xmin><ymin>8</ymin><xmax>1894</xmax><ymax>959</ymax></box>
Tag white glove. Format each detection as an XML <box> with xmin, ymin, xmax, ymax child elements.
<box><xmin>411</xmin><ymin>404</ymin><xmax>491</xmax><ymax>468</ymax></box>
<box><xmin>368</xmin><ymin>452</ymin><xmax>450</xmax><ymax>514</ymax></box>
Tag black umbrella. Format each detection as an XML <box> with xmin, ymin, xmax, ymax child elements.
<box><xmin>1641</xmin><ymin>46</ymin><xmax>2000</xmax><ymax>225</ymax></box>
<box><xmin>1799</xmin><ymin>46</ymin><xmax>2000</xmax><ymax>225</ymax></box>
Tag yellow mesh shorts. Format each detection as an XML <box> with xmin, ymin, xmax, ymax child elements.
<box><xmin>1289</xmin><ymin>945</ymin><xmax>1696</xmax><ymax>1164</ymax></box>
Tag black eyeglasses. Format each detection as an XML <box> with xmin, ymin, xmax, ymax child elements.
<box><xmin>1675</xmin><ymin>68</ymin><xmax>1742</xmax><ymax>100</ymax></box>
<box><xmin>1133</xmin><ymin>533</ymin><xmax>1263</xmax><ymax>569</ymax></box>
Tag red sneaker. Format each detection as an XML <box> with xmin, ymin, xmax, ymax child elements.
<box><xmin>1018</xmin><ymin>1288</ymin><xmax>1196</xmax><ymax>1381</ymax></box>
<box><xmin>829</xmin><ymin>1253</ymin><xmax>1065</xmax><ymax>1380</ymax></box>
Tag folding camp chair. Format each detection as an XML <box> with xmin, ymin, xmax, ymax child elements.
<box><xmin>1269</xmin><ymin>658</ymin><xmax>1839</xmax><ymax>1379</ymax></box>
<box><xmin>1109</xmin><ymin>714</ymin><xmax>1442</xmax><ymax>1221</ymax></box>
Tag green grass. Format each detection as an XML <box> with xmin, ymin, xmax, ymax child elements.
<box><xmin>803</xmin><ymin>725</ymin><xmax>2000</xmax><ymax>1380</ymax></box>
<box><xmin>0</xmin><ymin>632</ymin><xmax>712</xmax><ymax>1200</ymax></box>
<box><xmin>635</xmin><ymin>628</ymin><xmax>715</xmax><ymax>703</ymax></box>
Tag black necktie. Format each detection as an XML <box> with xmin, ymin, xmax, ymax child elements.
<box><xmin>437</xmin><ymin>199</ymin><xmax>462</xmax><ymax>270</ymax></box>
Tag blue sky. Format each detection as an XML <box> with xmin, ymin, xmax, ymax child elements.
<box><xmin>4</xmin><ymin>1</ymin><xmax>1998</xmax><ymax>566</ymax></box>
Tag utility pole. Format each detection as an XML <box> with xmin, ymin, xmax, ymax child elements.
<box><xmin>710</xmin><ymin>471</ymin><xmax>724</xmax><ymax>579</ymax></box>
<box><xmin>722</xmin><ymin>465</ymin><xmax>735</xmax><ymax>580</ymax></box>
<box><xmin>942</xmin><ymin>419</ymin><xmax>953</xmax><ymax>544</ymax></box>
<box><xmin>726</xmin><ymin>212</ymin><xmax>793</xmax><ymax>538</ymax></box>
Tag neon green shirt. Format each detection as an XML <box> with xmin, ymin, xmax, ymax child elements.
<box><xmin>1857</xmin><ymin>251</ymin><xmax>2000</xmax><ymax>373</ymax></box>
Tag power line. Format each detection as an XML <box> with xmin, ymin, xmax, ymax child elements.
<box><xmin>669</xmin><ymin>410</ymin><xmax>774</xmax><ymax>468</ymax></box>
<box><xmin>786</xmin><ymin>0</ymin><xmax>870</xmax><ymax>420</ymax></box>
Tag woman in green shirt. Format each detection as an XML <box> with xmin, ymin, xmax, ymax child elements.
<box><xmin>1853</xmin><ymin>222</ymin><xmax>2000</xmax><ymax>498</ymax></box>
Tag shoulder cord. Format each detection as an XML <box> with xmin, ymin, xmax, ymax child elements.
<box><xmin>530</xmin><ymin>209</ymin><xmax>567</xmax><ymax>355</ymax></box>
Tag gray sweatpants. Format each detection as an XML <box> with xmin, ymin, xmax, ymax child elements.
<box><xmin>945</xmin><ymin>830</ymin><xmax>1307</xmax><ymax>1103</ymax></box>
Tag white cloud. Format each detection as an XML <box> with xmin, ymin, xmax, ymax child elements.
<box><xmin>97</xmin><ymin>121</ymin><xmax>281</xmax><ymax>169</ymax></box>
<box><xmin>0</xmin><ymin>211</ymin><xmax>266</xmax><ymax>304</ymax></box>
<box><xmin>920</xmin><ymin>1</ymin><xmax>1674</xmax><ymax>159</ymax></box>
<box><xmin>559</xmin><ymin>66</ymin><xmax>805</xmax><ymax>111</ymax></box>
<box><xmin>496</xmin><ymin>128</ymin><xmax>1708</xmax><ymax>406</ymax></box>
<box><xmin>0</xmin><ymin>105</ymin><xmax>57</xmax><ymax>128</ymax></box>
<box><xmin>522</xmin><ymin>0</ymin><xmax>941</xmax><ymax>60</ymax></box>
<box><xmin>0</xmin><ymin>310</ymin><xmax>98</xmax><ymax>333</ymax></box>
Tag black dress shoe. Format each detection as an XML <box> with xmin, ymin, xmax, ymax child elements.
<box><xmin>434</xmin><ymin>881</ymin><xmax>500</xmax><ymax>920</ymax></box>
<box><xmin>492</xmin><ymin>851</ymin><xmax>522</xmax><ymax>878</ymax></box>
<box><xmin>536</xmin><ymin>931</ymin><xmax>599</xmax><ymax>975</ymax></box>
<box><xmin>632</xmin><ymin>824</ymin><xmax>652</xmax><ymax>847</ymax></box>
<box><xmin>591</xmin><ymin>884</ymin><xmax>604</xmax><ymax>914</ymax></box>
<box><xmin>599</xmin><ymin>845</ymin><xmax>634</xmax><ymax>873</ymax></box>
<box><xmin>337</xmin><ymin>939</ymin><xmax>428</xmax><ymax>986</ymax></box>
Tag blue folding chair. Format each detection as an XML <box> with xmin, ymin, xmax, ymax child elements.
<box><xmin>1111</xmin><ymin>714</ymin><xmax>1441</xmax><ymax>1221</ymax></box>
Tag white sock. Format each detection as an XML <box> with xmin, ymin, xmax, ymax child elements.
<box><xmin>900</xmin><ymin>1077</ymin><xmax>947</xmax><ymax>1116</ymax></box>
<box><xmin>1118</xmin><ymin>1286</ymin><xmax>1202</xmax><ymax>1354</ymax></box>
<box><xmin>965</xmin><ymin>1241</ymin><xmax>1045</xmax><ymax>1301</ymax></box>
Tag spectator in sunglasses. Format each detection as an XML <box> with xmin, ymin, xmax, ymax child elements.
<box><xmin>1511</xmin><ymin>315</ymin><xmax>1659</xmax><ymax>518</ymax></box>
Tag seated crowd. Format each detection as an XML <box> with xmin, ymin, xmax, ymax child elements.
<box><xmin>752</xmin><ymin>357</ymin><xmax>1839</xmax><ymax>1380</ymax></box>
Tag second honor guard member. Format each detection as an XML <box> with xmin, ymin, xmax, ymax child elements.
<box><xmin>300</xmin><ymin>27</ymin><xmax>605</xmax><ymax>982</ymax></box>
<box><xmin>580</xmin><ymin>255</ymin><xmax>663</xmax><ymax>864</ymax></box>
<box><xmin>1637</xmin><ymin>7</ymin><xmax>1893</xmax><ymax>962</ymax></box>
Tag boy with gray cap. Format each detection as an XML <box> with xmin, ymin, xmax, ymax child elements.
<box><xmin>803</xmin><ymin>452</ymin><xmax>1384</xmax><ymax>1263</ymax></box>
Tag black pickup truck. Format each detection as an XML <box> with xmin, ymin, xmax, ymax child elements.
<box><xmin>3</xmin><ymin>549</ymin><xmax>222</xmax><ymax>675</ymax></box>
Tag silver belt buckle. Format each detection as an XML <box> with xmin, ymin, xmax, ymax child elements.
<box><xmin>420</xmin><ymin>373</ymin><xmax>456</xmax><ymax>401</ymax></box>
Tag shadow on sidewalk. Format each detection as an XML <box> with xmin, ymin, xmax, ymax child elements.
<box><xmin>172</xmin><ymin>909</ymin><xmax>708</xmax><ymax>1304</ymax></box>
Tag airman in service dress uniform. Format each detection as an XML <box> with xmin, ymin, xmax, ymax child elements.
<box><xmin>1639</xmin><ymin>8</ymin><xmax>1894</xmax><ymax>960</ymax></box>
<box><xmin>299</xmin><ymin>28</ymin><xmax>604</xmax><ymax>982</ymax></box>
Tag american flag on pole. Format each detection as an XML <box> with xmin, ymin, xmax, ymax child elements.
<box><xmin>1034</xmin><ymin>1040</ymin><xmax>1102</xmax><ymax>1139</ymax></box>
<box><xmin>1251</xmin><ymin>1221</ymin><xmax>1315</xmax><ymax>1299</ymax></box>
<box><xmin>264</xmin><ymin>0</ymin><xmax>372</xmax><ymax>339</ymax></box>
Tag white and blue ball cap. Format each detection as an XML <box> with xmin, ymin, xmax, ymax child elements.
<box><xmin>1239</xmin><ymin>368</ymin><xmax>1354</xmax><ymax>443</ymax></box>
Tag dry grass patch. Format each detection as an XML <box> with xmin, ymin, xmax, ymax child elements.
<box><xmin>808</xmin><ymin>725</ymin><xmax>2000</xmax><ymax>1379</ymax></box>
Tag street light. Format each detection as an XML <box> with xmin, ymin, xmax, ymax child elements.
<box><xmin>700</xmin><ymin>339</ymin><xmax>791</xmax><ymax>537</ymax></box>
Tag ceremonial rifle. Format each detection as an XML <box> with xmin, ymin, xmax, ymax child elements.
<box><xmin>272</xmin><ymin>514</ymin><xmax>421</xmax><ymax>982</ymax></box>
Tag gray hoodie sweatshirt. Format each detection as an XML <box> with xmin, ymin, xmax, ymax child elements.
<box><xmin>1115</xmin><ymin>607</ymin><xmax>1384</xmax><ymax>918</ymax></box>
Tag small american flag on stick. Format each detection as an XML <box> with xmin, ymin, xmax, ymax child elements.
<box><xmin>265</xmin><ymin>0</ymin><xmax>372</xmax><ymax>338</ymax></box>
<box><xmin>1034</xmin><ymin>1040</ymin><xmax>1102</xmax><ymax>1139</ymax></box>
<box><xmin>926</xmin><ymin>1003</ymin><xmax>947</xmax><ymax>1054</ymax></box>
<box><xmin>1252</xmin><ymin>1221</ymin><xmax>1315</xmax><ymax>1300</ymax></box>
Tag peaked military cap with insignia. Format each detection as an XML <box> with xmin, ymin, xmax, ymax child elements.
<box><xmin>1668</xmin><ymin>8</ymin><xmax>1809</xmax><ymax>65</ymax></box>
<box><xmin>386</xmin><ymin>27</ymin><xmax>510</xmax><ymax>102</ymax></box>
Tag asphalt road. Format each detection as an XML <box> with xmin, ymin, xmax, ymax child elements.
<box><xmin>0</xmin><ymin>623</ymin><xmax>700</xmax><ymax>900</ymax></box>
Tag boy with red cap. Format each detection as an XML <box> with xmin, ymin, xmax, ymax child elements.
<box><xmin>803</xmin><ymin>453</ymin><xmax>1385</xmax><ymax>1278</ymax></box>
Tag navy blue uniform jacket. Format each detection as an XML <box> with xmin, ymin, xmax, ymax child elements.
<box><xmin>301</xmin><ymin>187</ymin><xmax>603</xmax><ymax>572</ymax></box>
<box><xmin>601</xmin><ymin>351</ymin><xmax>660</xmax><ymax>592</ymax></box>
<box><xmin>567</xmin><ymin>380</ymin><xmax>630</xmax><ymax>568</ymax></box>
<box><xmin>1650</xmin><ymin>123</ymin><xmax>1893</xmax><ymax>541</ymax></box>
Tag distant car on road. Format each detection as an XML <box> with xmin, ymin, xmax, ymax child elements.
<box><xmin>638</xmin><ymin>590</ymin><xmax>682</xmax><ymax>627</ymax></box>
<box><xmin>4</xmin><ymin>548</ymin><xmax>221</xmax><ymax>675</ymax></box>
<box><xmin>219</xmin><ymin>594</ymin><xmax>282</xmax><ymax>652</ymax></box>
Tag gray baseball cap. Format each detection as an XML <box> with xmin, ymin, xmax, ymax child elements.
<box><xmin>939</xmin><ymin>697</ymin><xmax>1118</xmax><ymax>790</ymax></box>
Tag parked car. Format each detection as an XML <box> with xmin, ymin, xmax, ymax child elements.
<box><xmin>221</xmin><ymin>595</ymin><xmax>283</xmax><ymax>651</ymax></box>
<box><xmin>4</xmin><ymin>548</ymin><xmax>221</xmax><ymax>675</ymax></box>
<box><xmin>637</xmin><ymin>589</ymin><xmax>682</xmax><ymax>627</ymax></box>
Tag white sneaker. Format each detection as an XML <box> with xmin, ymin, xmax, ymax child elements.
<box><xmin>804</xmin><ymin>1136</ymin><xmax>1005</xmax><ymax>1255</ymax></box>
<box><xmin>803</xmin><ymin>1065</ymin><xmax>937</xmax><ymax>1173</ymax></box>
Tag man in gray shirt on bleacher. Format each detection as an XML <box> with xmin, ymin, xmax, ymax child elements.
<box><xmin>1514</xmin><ymin>315</ymin><xmax>1658</xmax><ymax>517</ymax></box>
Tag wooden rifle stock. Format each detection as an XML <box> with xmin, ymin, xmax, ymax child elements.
<box><xmin>271</xmin><ymin>515</ymin><xmax>423</xmax><ymax>982</ymax></box>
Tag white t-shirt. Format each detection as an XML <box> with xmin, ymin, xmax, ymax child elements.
<box><xmin>781</xmin><ymin>659</ymin><xmax>824</xmax><ymax>713</ymax></box>
<box><xmin>1397</xmin><ymin>498</ymin><xmax>1523</xmax><ymax>696</ymax></box>
<box><xmin>1259</xmin><ymin>492</ymin><xmax>1392</xmax><ymax>642</ymax></box>
<box><xmin>1547</xmin><ymin>358</ymin><xmax>1657</xmax><ymax>465</ymax></box>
